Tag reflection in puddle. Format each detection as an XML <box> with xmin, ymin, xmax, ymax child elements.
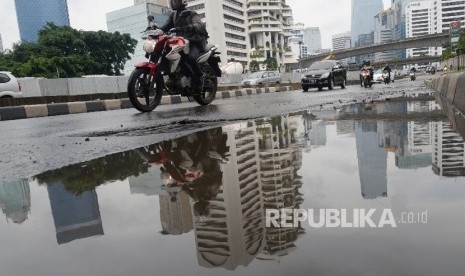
<box><xmin>2</xmin><ymin>100</ymin><xmax>465</xmax><ymax>275</ymax></box>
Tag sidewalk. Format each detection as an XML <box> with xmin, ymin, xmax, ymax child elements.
<box><xmin>0</xmin><ymin>86</ymin><xmax>294</xmax><ymax>121</ymax></box>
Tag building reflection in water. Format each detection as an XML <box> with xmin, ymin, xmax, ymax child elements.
<box><xmin>0</xmin><ymin>179</ymin><xmax>31</xmax><ymax>224</ymax></box>
<box><xmin>47</xmin><ymin>183</ymin><xmax>104</xmax><ymax>244</ymax></box>
<box><xmin>255</xmin><ymin>115</ymin><xmax>305</xmax><ymax>261</ymax></box>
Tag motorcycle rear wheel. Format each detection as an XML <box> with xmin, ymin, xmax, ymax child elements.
<box><xmin>128</xmin><ymin>68</ymin><xmax>163</xmax><ymax>112</ymax></box>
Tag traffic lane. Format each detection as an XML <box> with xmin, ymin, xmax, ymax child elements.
<box><xmin>0</xmin><ymin>78</ymin><xmax>429</xmax><ymax>181</ymax></box>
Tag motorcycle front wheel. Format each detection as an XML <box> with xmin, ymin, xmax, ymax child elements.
<box><xmin>193</xmin><ymin>65</ymin><xmax>217</xmax><ymax>106</ymax></box>
<box><xmin>127</xmin><ymin>68</ymin><xmax>163</xmax><ymax>112</ymax></box>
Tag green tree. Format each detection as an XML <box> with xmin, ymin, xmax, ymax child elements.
<box><xmin>250</xmin><ymin>60</ymin><xmax>260</xmax><ymax>72</ymax></box>
<box><xmin>1</xmin><ymin>22</ymin><xmax>137</xmax><ymax>78</ymax></box>
<box><xmin>265</xmin><ymin>57</ymin><xmax>278</xmax><ymax>71</ymax></box>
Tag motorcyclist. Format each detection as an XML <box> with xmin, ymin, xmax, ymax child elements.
<box><xmin>360</xmin><ymin>60</ymin><xmax>374</xmax><ymax>86</ymax></box>
<box><xmin>382</xmin><ymin>64</ymin><xmax>392</xmax><ymax>79</ymax></box>
<box><xmin>161</xmin><ymin>0</ymin><xmax>209</xmax><ymax>94</ymax></box>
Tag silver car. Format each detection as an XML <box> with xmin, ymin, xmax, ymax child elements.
<box><xmin>241</xmin><ymin>71</ymin><xmax>281</xmax><ymax>86</ymax></box>
<box><xmin>0</xmin><ymin>72</ymin><xmax>22</xmax><ymax>98</ymax></box>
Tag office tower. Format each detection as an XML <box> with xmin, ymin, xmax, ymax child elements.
<box><xmin>303</xmin><ymin>27</ymin><xmax>322</xmax><ymax>54</ymax></box>
<box><xmin>159</xmin><ymin>191</ymin><xmax>194</xmax><ymax>235</ymax></box>
<box><xmin>374</xmin><ymin>9</ymin><xmax>397</xmax><ymax>61</ymax></box>
<box><xmin>332</xmin><ymin>32</ymin><xmax>352</xmax><ymax>51</ymax></box>
<box><xmin>106</xmin><ymin>1</ymin><xmax>169</xmax><ymax>75</ymax></box>
<box><xmin>193</xmin><ymin>124</ymin><xmax>265</xmax><ymax>270</ymax></box>
<box><xmin>188</xmin><ymin>0</ymin><xmax>250</xmax><ymax>69</ymax></box>
<box><xmin>248</xmin><ymin>0</ymin><xmax>295</xmax><ymax>71</ymax></box>
<box><xmin>432</xmin><ymin>122</ymin><xmax>465</xmax><ymax>176</ymax></box>
<box><xmin>14</xmin><ymin>0</ymin><xmax>70</xmax><ymax>42</ymax></box>
<box><xmin>47</xmin><ymin>183</ymin><xmax>104</xmax><ymax>244</ymax></box>
<box><xmin>332</xmin><ymin>32</ymin><xmax>351</xmax><ymax>64</ymax></box>
<box><xmin>355</xmin><ymin>121</ymin><xmax>388</xmax><ymax>199</ymax></box>
<box><xmin>435</xmin><ymin>0</ymin><xmax>465</xmax><ymax>32</ymax></box>
<box><xmin>0</xmin><ymin>180</ymin><xmax>31</xmax><ymax>224</ymax></box>
<box><xmin>255</xmin><ymin>115</ymin><xmax>305</xmax><ymax>260</ymax></box>
<box><xmin>351</xmin><ymin>0</ymin><xmax>384</xmax><ymax>47</ymax></box>
<box><xmin>405</xmin><ymin>0</ymin><xmax>437</xmax><ymax>58</ymax></box>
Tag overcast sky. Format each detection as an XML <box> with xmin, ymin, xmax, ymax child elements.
<box><xmin>0</xmin><ymin>0</ymin><xmax>390</xmax><ymax>51</ymax></box>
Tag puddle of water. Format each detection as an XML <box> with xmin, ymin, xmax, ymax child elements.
<box><xmin>1</xmin><ymin>100</ymin><xmax>465</xmax><ymax>276</ymax></box>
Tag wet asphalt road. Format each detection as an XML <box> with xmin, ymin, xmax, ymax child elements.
<box><xmin>0</xmin><ymin>77</ymin><xmax>433</xmax><ymax>181</ymax></box>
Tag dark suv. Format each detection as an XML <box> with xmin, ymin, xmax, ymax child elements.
<box><xmin>301</xmin><ymin>60</ymin><xmax>347</xmax><ymax>92</ymax></box>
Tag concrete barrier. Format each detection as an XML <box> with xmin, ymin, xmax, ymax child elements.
<box><xmin>447</xmin><ymin>73</ymin><xmax>460</xmax><ymax>102</ymax></box>
<box><xmin>440</xmin><ymin>75</ymin><xmax>451</xmax><ymax>97</ymax></box>
<box><xmin>103</xmin><ymin>99</ymin><xmax>122</xmax><ymax>110</ymax></box>
<box><xmin>68</xmin><ymin>102</ymin><xmax>87</xmax><ymax>114</ymax></box>
<box><xmin>0</xmin><ymin>84</ymin><xmax>296</xmax><ymax>121</ymax></box>
<box><xmin>24</xmin><ymin>104</ymin><xmax>48</xmax><ymax>118</ymax></box>
<box><xmin>454</xmin><ymin>74</ymin><xmax>465</xmax><ymax>112</ymax></box>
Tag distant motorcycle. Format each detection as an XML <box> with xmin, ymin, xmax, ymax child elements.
<box><xmin>382</xmin><ymin>71</ymin><xmax>391</xmax><ymax>84</ymax></box>
<box><xmin>410</xmin><ymin>72</ymin><xmax>416</xmax><ymax>81</ymax></box>
<box><xmin>361</xmin><ymin>69</ymin><xmax>372</xmax><ymax>88</ymax></box>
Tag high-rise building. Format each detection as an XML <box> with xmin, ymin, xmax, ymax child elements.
<box><xmin>434</xmin><ymin>0</ymin><xmax>465</xmax><ymax>32</ymax></box>
<box><xmin>47</xmin><ymin>183</ymin><xmax>104</xmax><ymax>244</ymax></box>
<box><xmin>187</xmin><ymin>0</ymin><xmax>250</xmax><ymax>69</ymax></box>
<box><xmin>392</xmin><ymin>0</ymin><xmax>412</xmax><ymax>59</ymax></box>
<box><xmin>303</xmin><ymin>27</ymin><xmax>322</xmax><ymax>54</ymax></box>
<box><xmin>351</xmin><ymin>0</ymin><xmax>384</xmax><ymax>47</ymax></box>
<box><xmin>0</xmin><ymin>180</ymin><xmax>31</xmax><ymax>224</ymax></box>
<box><xmin>374</xmin><ymin>9</ymin><xmax>397</xmax><ymax>61</ymax></box>
<box><xmin>355</xmin><ymin>121</ymin><xmax>388</xmax><ymax>200</ymax></box>
<box><xmin>255</xmin><ymin>115</ymin><xmax>305</xmax><ymax>260</ymax></box>
<box><xmin>14</xmin><ymin>0</ymin><xmax>70</xmax><ymax>43</ymax></box>
<box><xmin>332</xmin><ymin>32</ymin><xmax>351</xmax><ymax>64</ymax></box>
<box><xmin>193</xmin><ymin>123</ymin><xmax>265</xmax><ymax>270</ymax></box>
<box><xmin>332</xmin><ymin>32</ymin><xmax>351</xmax><ymax>51</ymax></box>
<box><xmin>106</xmin><ymin>1</ymin><xmax>169</xmax><ymax>75</ymax></box>
<box><xmin>159</xmin><ymin>191</ymin><xmax>194</xmax><ymax>235</ymax></box>
<box><xmin>432</xmin><ymin>122</ymin><xmax>465</xmax><ymax>177</ymax></box>
<box><xmin>248</xmin><ymin>0</ymin><xmax>295</xmax><ymax>71</ymax></box>
<box><xmin>405</xmin><ymin>0</ymin><xmax>438</xmax><ymax>58</ymax></box>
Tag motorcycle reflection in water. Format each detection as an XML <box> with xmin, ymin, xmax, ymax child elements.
<box><xmin>137</xmin><ymin>129</ymin><xmax>229</xmax><ymax>220</ymax></box>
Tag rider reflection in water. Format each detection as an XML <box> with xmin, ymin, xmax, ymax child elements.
<box><xmin>161</xmin><ymin>0</ymin><xmax>209</xmax><ymax>93</ymax></box>
<box><xmin>141</xmin><ymin>129</ymin><xmax>228</xmax><ymax>221</ymax></box>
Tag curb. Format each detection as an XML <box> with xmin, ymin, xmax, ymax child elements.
<box><xmin>0</xmin><ymin>86</ymin><xmax>294</xmax><ymax>121</ymax></box>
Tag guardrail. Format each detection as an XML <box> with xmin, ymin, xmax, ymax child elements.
<box><xmin>17</xmin><ymin>72</ymin><xmax>364</xmax><ymax>98</ymax></box>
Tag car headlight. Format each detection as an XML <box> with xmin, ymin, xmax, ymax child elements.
<box><xmin>321</xmin><ymin>72</ymin><xmax>330</xmax><ymax>79</ymax></box>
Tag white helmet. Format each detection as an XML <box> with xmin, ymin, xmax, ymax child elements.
<box><xmin>170</xmin><ymin>0</ymin><xmax>187</xmax><ymax>10</ymax></box>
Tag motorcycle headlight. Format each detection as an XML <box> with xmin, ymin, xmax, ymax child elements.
<box><xmin>321</xmin><ymin>72</ymin><xmax>330</xmax><ymax>79</ymax></box>
<box><xmin>143</xmin><ymin>39</ymin><xmax>157</xmax><ymax>53</ymax></box>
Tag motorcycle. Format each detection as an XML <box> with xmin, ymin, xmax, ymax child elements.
<box><xmin>410</xmin><ymin>72</ymin><xmax>416</xmax><ymax>81</ymax></box>
<box><xmin>361</xmin><ymin>69</ymin><xmax>372</xmax><ymax>88</ymax></box>
<box><xmin>382</xmin><ymin>71</ymin><xmax>391</xmax><ymax>84</ymax></box>
<box><xmin>127</xmin><ymin>14</ymin><xmax>222</xmax><ymax>112</ymax></box>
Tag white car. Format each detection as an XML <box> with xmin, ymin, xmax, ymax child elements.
<box><xmin>373</xmin><ymin>70</ymin><xmax>383</xmax><ymax>83</ymax></box>
<box><xmin>0</xmin><ymin>72</ymin><xmax>22</xmax><ymax>98</ymax></box>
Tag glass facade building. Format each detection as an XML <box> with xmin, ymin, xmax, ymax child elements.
<box><xmin>14</xmin><ymin>0</ymin><xmax>70</xmax><ymax>43</ymax></box>
<box><xmin>351</xmin><ymin>0</ymin><xmax>383</xmax><ymax>47</ymax></box>
<box><xmin>106</xmin><ymin>2</ymin><xmax>169</xmax><ymax>75</ymax></box>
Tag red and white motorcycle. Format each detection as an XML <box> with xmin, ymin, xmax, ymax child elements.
<box><xmin>127</xmin><ymin>14</ymin><xmax>222</xmax><ymax>112</ymax></box>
